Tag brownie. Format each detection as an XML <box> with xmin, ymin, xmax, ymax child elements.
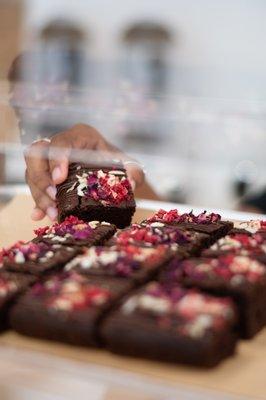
<box><xmin>10</xmin><ymin>271</ymin><xmax>133</xmax><ymax>347</ymax></box>
<box><xmin>109</xmin><ymin>222</ymin><xmax>210</xmax><ymax>256</ymax></box>
<box><xmin>230</xmin><ymin>220</ymin><xmax>266</xmax><ymax>238</ymax></box>
<box><xmin>0</xmin><ymin>271</ymin><xmax>36</xmax><ymax>330</ymax></box>
<box><xmin>56</xmin><ymin>163</ymin><xmax>136</xmax><ymax>228</ymax></box>
<box><xmin>1</xmin><ymin>241</ymin><xmax>78</xmax><ymax>276</ymax></box>
<box><xmin>202</xmin><ymin>233</ymin><xmax>266</xmax><ymax>264</ymax></box>
<box><xmin>143</xmin><ymin>209</ymin><xmax>233</xmax><ymax>243</ymax></box>
<box><xmin>64</xmin><ymin>245</ymin><xmax>172</xmax><ymax>284</ymax></box>
<box><xmin>163</xmin><ymin>255</ymin><xmax>266</xmax><ymax>338</ymax></box>
<box><xmin>101</xmin><ymin>282</ymin><xmax>237</xmax><ymax>367</ymax></box>
<box><xmin>34</xmin><ymin>215</ymin><xmax>116</xmax><ymax>247</ymax></box>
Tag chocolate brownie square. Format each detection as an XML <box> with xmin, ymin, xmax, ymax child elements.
<box><xmin>56</xmin><ymin>163</ymin><xmax>136</xmax><ymax>228</ymax></box>
<box><xmin>0</xmin><ymin>271</ymin><xmax>36</xmax><ymax>330</ymax></box>
<box><xmin>10</xmin><ymin>271</ymin><xmax>133</xmax><ymax>346</ymax></box>
<box><xmin>109</xmin><ymin>222</ymin><xmax>210</xmax><ymax>256</ymax></box>
<box><xmin>202</xmin><ymin>233</ymin><xmax>266</xmax><ymax>264</ymax></box>
<box><xmin>101</xmin><ymin>282</ymin><xmax>238</xmax><ymax>367</ymax></box>
<box><xmin>164</xmin><ymin>255</ymin><xmax>266</xmax><ymax>338</ymax></box>
<box><xmin>1</xmin><ymin>241</ymin><xmax>78</xmax><ymax>276</ymax></box>
<box><xmin>143</xmin><ymin>209</ymin><xmax>233</xmax><ymax>243</ymax></box>
<box><xmin>64</xmin><ymin>245</ymin><xmax>172</xmax><ymax>284</ymax></box>
<box><xmin>34</xmin><ymin>216</ymin><xmax>116</xmax><ymax>247</ymax></box>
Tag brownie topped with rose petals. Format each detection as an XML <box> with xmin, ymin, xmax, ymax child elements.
<box><xmin>143</xmin><ymin>209</ymin><xmax>233</xmax><ymax>241</ymax></box>
<box><xmin>64</xmin><ymin>245</ymin><xmax>172</xmax><ymax>284</ymax></box>
<box><xmin>1</xmin><ymin>241</ymin><xmax>78</xmax><ymax>276</ymax></box>
<box><xmin>110</xmin><ymin>222</ymin><xmax>210</xmax><ymax>255</ymax></box>
<box><xmin>202</xmin><ymin>233</ymin><xmax>266</xmax><ymax>264</ymax></box>
<box><xmin>56</xmin><ymin>163</ymin><xmax>136</xmax><ymax>228</ymax></box>
<box><xmin>10</xmin><ymin>271</ymin><xmax>133</xmax><ymax>346</ymax></box>
<box><xmin>0</xmin><ymin>271</ymin><xmax>36</xmax><ymax>330</ymax></box>
<box><xmin>162</xmin><ymin>255</ymin><xmax>266</xmax><ymax>338</ymax></box>
<box><xmin>34</xmin><ymin>216</ymin><xmax>116</xmax><ymax>247</ymax></box>
<box><xmin>101</xmin><ymin>282</ymin><xmax>237</xmax><ymax>367</ymax></box>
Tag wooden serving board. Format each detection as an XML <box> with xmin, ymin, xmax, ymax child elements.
<box><xmin>0</xmin><ymin>195</ymin><xmax>265</xmax><ymax>400</ymax></box>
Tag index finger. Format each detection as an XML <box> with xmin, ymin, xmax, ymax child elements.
<box><xmin>24</xmin><ymin>140</ymin><xmax>53</xmax><ymax>190</ymax></box>
<box><xmin>49</xmin><ymin>134</ymin><xmax>72</xmax><ymax>184</ymax></box>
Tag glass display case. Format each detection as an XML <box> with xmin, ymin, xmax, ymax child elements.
<box><xmin>1</xmin><ymin>2</ymin><xmax>266</xmax><ymax>399</ymax></box>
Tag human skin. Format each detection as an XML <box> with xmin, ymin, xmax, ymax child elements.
<box><xmin>24</xmin><ymin>123</ymin><xmax>159</xmax><ymax>221</ymax></box>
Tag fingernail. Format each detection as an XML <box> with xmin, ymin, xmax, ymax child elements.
<box><xmin>52</xmin><ymin>167</ymin><xmax>61</xmax><ymax>182</ymax></box>
<box><xmin>46</xmin><ymin>185</ymin><xmax>57</xmax><ymax>200</ymax></box>
<box><xmin>31</xmin><ymin>208</ymin><xmax>42</xmax><ymax>221</ymax></box>
<box><xmin>46</xmin><ymin>206</ymin><xmax>58</xmax><ymax>221</ymax></box>
<box><xmin>129</xmin><ymin>179</ymin><xmax>136</xmax><ymax>191</ymax></box>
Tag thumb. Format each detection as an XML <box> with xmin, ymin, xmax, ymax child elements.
<box><xmin>124</xmin><ymin>161</ymin><xmax>145</xmax><ymax>191</ymax></box>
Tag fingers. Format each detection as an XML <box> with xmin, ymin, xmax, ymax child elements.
<box><xmin>25</xmin><ymin>124</ymin><xmax>146</xmax><ymax>223</ymax></box>
<box><xmin>31</xmin><ymin>207</ymin><xmax>46</xmax><ymax>221</ymax></box>
<box><xmin>49</xmin><ymin>135</ymin><xmax>71</xmax><ymax>185</ymax></box>
<box><xmin>93</xmin><ymin>134</ymin><xmax>146</xmax><ymax>190</ymax></box>
<box><xmin>24</xmin><ymin>140</ymin><xmax>57</xmax><ymax>220</ymax></box>
<box><xmin>26</xmin><ymin>176</ymin><xmax>58</xmax><ymax>221</ymax></box>
<box><xmin>124</xmin><ymin>160</ymin><xmax>145</xmax><ymax>191</ymax></box>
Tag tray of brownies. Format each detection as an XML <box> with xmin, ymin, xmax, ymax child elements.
<box><xmin>0</xmin><ymin>162</ymin><xmax>266</xmax><ymax>398</ymax></box>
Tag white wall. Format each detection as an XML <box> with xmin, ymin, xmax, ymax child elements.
<box><xmin>19</xmin><ymin>0</ymin><xmax>266</xmax><ymax>208</ymax></box>
<box><xmin>24</xmin><ymin>1</ymin><xmax>265</xmax><ymax>67</ymax></box>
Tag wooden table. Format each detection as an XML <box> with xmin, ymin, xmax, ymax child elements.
<box><xmin>0</xmin><ymin>195</ymin><xmax>265</xmax><ymax>400</ymax></box>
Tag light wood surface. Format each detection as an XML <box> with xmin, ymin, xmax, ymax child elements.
<box><xmin>0</xmin><ymin>195</ymin><xmax>266</xmax><ymax>399</ymax></box>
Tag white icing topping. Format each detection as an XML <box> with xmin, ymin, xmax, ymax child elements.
<box><xmin>122</xmin><ymin>296</ymin><xmax>139</xmax><ymax>314</ymax></box>
<box><xmin>230</xmin><ymin>274</ymin><xmax>246</xmax><ymax>286</ymax></box>
<box><xmin>80</xmin><ymin>249</ymin><xmax>118</xmax><ymax>269</ymax></box>
<box><xmin>211</xmin><ymin>237</ymin><xmax>241</xmax><ymax>251</ymax></box>
<box><xmin>149</xmin><ymin>222</ymin><xmax>165</xmax><ymax>228</ymax></box>
<box><xmin>52</xmin><ymin>298</ymin><xmax>72</xmax><ymax>311</ymax></box>
<box><xmin>108</xmin><ymin>170</ymin><xmax>125</xmax><ymax>176</ymax></box>
<box><xmin>64</xmin><ymin>256</ymin><xmax>81</xmax><ymax>271</ymax></box>
<box><xmin>51</xmin><ymin>236</ymin><xmax>67</xmax><ymax>242</ymax></box>
<box><xmin>176</xmin><ymin>293</ymin><xmax>228</xmax><ymax>317</ymax></box>
<box><xmin>88</xmin><ymin>221</ymin><xmax>99</xmax><ymax>229</ymax></box>
<box><xmin>76</xmin><ymin>173</ymin><xmax>88</xmax><ymax>197</ymax></box>
<box><xmin>14</xmin><ymin>252</ymin><xmax>25</xmax><ymax>264</ymax></box>
<box><xmin>64</xmin><ymin>246</ymin><xmax>155</xmax><ymax>272</ymax></box>
<box><xmin>66</xmin><ymin>181</ymin><xmax>77</xmax><ymax>193</ymax></box>
<box><xmin>107</xmin><ymin>175</ymin><xmax>117</xmax><ymax>187</ymax></box>
<box><xmin>45</xmin><ymin>251</ymin><xmax>54</xmax><ymax>259</ymax></box>
<box><xmin>187</xmin><ymin>315</ymin><xmax>213</xmax><ymax>338</ymax></box>
<box><xmin>137</xmin><ymin>294</ymin><xmax>170</xmax><ymax>314</ymax></box>
<box><xmin>62</xmin><ymin>281</ymin><xmax>81</xmax><ymax>292</ymax></box>
<box><xmin>97</xmin><ymin>170</ymin><xmax>106</xmax><ymax>178</ymax></box>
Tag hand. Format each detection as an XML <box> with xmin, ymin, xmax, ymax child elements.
<box><xmin>24</xmin><ymin>124</ymin><xmax>145</xmax><ymax>221</ymax></box>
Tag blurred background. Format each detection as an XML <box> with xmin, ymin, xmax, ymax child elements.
<box><xmin>1</xmin><ymin>0</ymin><xmax>266</xmax><ymax>212</ymax></box>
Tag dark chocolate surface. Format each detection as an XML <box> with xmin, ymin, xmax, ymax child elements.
<box><xmin>34</xmin><ymin>216</ymin><xmax>116</xmax><ymax>247</ymax></box>
<box><xmin>10</xmin><ymin>272</ymin><xmax>133</xmax><ymax>346</ymax></box>
<box><xmin>2</xmin><ymin>241</ymin><xmax>78</xmax><ymax>276</ymax></box>
<box><xmin>101</xmin><ymin>282</ymin><xmax>237</xmax><ymax>367</ymax></box>
<box><xmin>64</xmin><ymin>245</ymin><xmax>172</xmax><ymax>284</ymax></box>
<box><xmin>57</xmin><ymin>163</ymin><xmax>136</xmax><ymax>227</ymax></box>
<box><xmin>162</xmin><ymin>256</ymin><xmax>266</xmax><ymax>338</ymax></box>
